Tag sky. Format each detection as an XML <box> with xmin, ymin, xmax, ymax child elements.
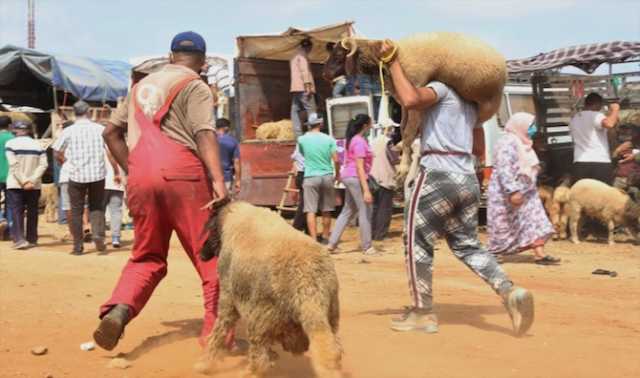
<box><xmin>1</xmin><ymin>0</ymin><xmax>639</xmax><ymax>65</ymax></box>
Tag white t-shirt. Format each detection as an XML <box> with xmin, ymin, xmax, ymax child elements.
<box><xmin>569</xmin><ymin>110</ymin><xmax>610</xmax><ymax>163</ymax></box>
<box><xmin>419</xmin><ymin>81</ymin><xmax>478</xmax><ymax>174</ymax></box>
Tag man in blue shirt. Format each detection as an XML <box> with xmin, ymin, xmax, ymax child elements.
<box><xmin>216</xmin><ymin>118</ymin><xmax>241</xmax><ymax>196</ymax></box>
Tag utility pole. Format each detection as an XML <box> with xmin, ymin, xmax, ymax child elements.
<box><xmin>27</xmin><ymin>0</ymin><xmax>36</xmax><ymax>48</ymax></box>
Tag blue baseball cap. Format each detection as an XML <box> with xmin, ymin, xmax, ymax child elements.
<box><xmin>171</xmin><ymin>31</ymin><xmax>206</xmax><ymax>54</ymax></box>
<box><xmin>12</xmin><ymin>120</ymin><xmax>32</xmax><ymax>130</ymax></box>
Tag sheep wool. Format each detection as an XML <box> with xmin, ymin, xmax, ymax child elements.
<box><xmin>568</xmin><ymin>179</ymin><xmax>640</xmax><ymax>245</ymax></box>
<box><xmin>196</xmin><ymin>201</ymin><xmax>342</xmax><ymax>377</ymax></box>
<box><xmin>255</xmin><ymin>119</ymin><xmax>295</xmax><ymax>141</ymax></box>
<box><xmin>346</xmin><ymin>32</ymin><xmax>507</xmax><ymax>123</ymax></box>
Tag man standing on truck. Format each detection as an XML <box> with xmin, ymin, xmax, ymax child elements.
<box><xmin>569</xmin><ymin>92</ymin><xmax>619</xmax><ymax>184</ymax></box>
<box><xmin>290</xmin><ymin>38</ymin><xmax>317</xmax><ymax>137</ymax></box>
<box><xmin>216</xmin><ymin>118</ymin><xmax>241</xmax><ymax>196</ymax></box>
<box><xmin>379</xmin><ymin>40</ymin><xmax>535</xmax><ymax>337</ymax></box>
<box><xmin>93</xmin><ymin>31</ymin><xmax>229</xmax><ymax>351</ymax></box>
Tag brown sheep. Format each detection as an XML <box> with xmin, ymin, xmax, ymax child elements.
<box><xmin>39</xmin><ymin>183</ymin><xmax>58</xmax><ymax>223</ymax></box>
<box><xmin>568</xmin><ymin>179</ymin><xmax>640</xmax><ymax>245</ymax></box>
<box><xmin>549</xmin><ymin>178</ymin><xmax>572</xmax><ymax>240</ymax></box>
<box><xmin>194</xmin><ymin>201</ymin><xmax>342</xmax><ymax>378</ymax></box>
<box><xmin>323</xmin><ymin>32</ymin><xmax>507</xmax><ymax>179</ymax></box>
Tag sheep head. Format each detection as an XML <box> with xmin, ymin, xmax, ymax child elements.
<box><xmin>199</xmin><ymin>198</ymin><xmax>231</xmax><ymax>261</ymax></box>
<box><xmin>322</xmin><ymin>37</ymin><xmax>386</xmax><ymax>81</ymax></box>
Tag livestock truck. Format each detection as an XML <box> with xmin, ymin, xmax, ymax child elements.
<box><xmin>232</xmin><ymin>22</ymin><xmax>355</xmax><ymax>208</ymax></box>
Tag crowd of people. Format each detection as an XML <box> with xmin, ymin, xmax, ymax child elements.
<box><xmin>0</xmin><ymin>102</ymin><xmax>242</xmax><ymax>257</ymax></box>
<box><xmin>2</xmin><ymin>31</ymin><xmax>638</xmax><ymax>355</ymax></box>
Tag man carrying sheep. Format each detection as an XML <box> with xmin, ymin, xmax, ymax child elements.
<box><xmin>94</xmin><ymin>31</ymin><xmax>229</xmax><ymax>351</ymax></box>
<box><xmin>379</xmin><ymin>41</ymin><xmax>534</xmax><ymax>336</ymax></box>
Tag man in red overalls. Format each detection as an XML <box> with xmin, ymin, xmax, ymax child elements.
<box><xmin>93</xmin><ymin>31</ymin><xmax>228</xmax><ymax>350</ymax></box>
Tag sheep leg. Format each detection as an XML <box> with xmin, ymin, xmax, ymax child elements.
<box><xmin>245</xmin><ymin>335</ymin><xmax>273</xmax><ymax>378</ymax></box>
<box><xmin>607</xmin><ymin>220</ymin><xmax>616</xmax><ymax>246</ymax></box>
<box><xmin>569</xmin><ymin>202</ymin><xmax>582</xmax><ymax>244</ymax></box>
<box><xmin>397</xmin><ymin>108</ymin><xmax>423</xmax><ymax>183</ymax></box>
<box><xmin>559</xmin><ymin>204</ymin><xmax>569</xmax><ymax>240</ymax></box>
<box><xmin>549</xmin><ymin>202</ymin><xmax>560</xmax><ymax>240</ymax></box>
<box><xmin>300</xmin><ymin>305</ymin><xmax>343</xmax><ymax>378</ymax></box>
<box><xmin>194</xmin><ymin>294</ymin><xmax>239</xmax><ymax>374</ymax></box>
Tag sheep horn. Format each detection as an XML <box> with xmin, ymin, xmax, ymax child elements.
<box><xmin>340</xmin><ymin>37</ymin><xmax>358</xmax><ymax>58</ymax></box>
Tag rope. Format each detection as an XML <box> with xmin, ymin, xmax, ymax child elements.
<box><xmin>377</xmin><ymin>41</ymin><xmax>397</xmax><ymax>95</ymax></box>
<box><xmin>379</xmin><ymin>60</ymin><xmax>385</xmax><ymax>94</ymax></box>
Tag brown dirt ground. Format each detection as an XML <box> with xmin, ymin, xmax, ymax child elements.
<box><xmin>0</xmin><ymin>214</ymin><xmax>639</xmax><ymax>378</ymax></box>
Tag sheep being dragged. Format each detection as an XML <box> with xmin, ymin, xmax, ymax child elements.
<box><xmin>568</xmin><ymin>179</ymin><xmax>640</xmax><ymax>245</ymax></box>
<box><xmin>323</xmin><ymin>32</ymin><xmax>507</xmax><ymax>179</ymax></box>
<box><xmin>194</xmin><ymin>201</ymin><xmax>342</xmax><ymax>378</ymax></box>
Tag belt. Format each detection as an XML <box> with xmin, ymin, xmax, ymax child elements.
<box><xmin>421</xmin><ymin>149</ymin><xmax>470</xmax><ymax>157</ymax></box>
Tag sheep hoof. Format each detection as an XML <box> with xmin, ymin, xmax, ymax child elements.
<box><xmin>193</xmin><ymin>359</ymin><xmax>212</xmax><ymax>375</ymax></box>
<box><xmin>268</xmin><ymin>349</ymin><xmax>279</xmax><ymax>362</ymax></box>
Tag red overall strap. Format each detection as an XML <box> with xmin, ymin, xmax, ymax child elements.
<box><xmin>152</xmin><ymin>76</ymin><xmax>199</xmax><ymax>125</ymax></box>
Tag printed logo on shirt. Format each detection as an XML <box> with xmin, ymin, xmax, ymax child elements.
<box><xmin>136</xmin><ymin>83</ymin><xmax>165</xmax><ymax>117</ymax></box>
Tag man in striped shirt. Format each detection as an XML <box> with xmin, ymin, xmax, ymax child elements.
<box><xmin>5</xmin><ymin>120</ymin><xmax>48</xmax><ymax>249</ymax></box>
<box><xmin>53</xmin><ymin>101</ymin><xmax>107</xmax><ymax>255</ymax></box>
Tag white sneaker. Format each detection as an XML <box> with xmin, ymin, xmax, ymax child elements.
<box><xmin>13</xmin><ymin>240</ymin><xmax>30</xmax><ymax>250</ymax></box>
<box><xmin>504</xmin><ymin>287</ymin><xmax>535</xmax><ymax>336</ymax></box>
<box><xmin>363</xmin><ymin>247</ymin><xmax>381</xmax><ymax>256</ymax></box>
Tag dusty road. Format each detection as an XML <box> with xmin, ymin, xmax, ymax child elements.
<box><xmin>0</xmin><ymin>214</ymin><xmax>638</xmax><ymax>378</ymax></box>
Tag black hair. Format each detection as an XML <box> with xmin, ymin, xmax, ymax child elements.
<box><xmin>346</xmin><ymin>114</ymin><xmax>371</xmax><ymax>148</ymax></box>
<box><xmin>216</xmin><ymin>118</ymin><xmax>231</xmax><ymax>129</ymax></box>
<box><xmin>0</xmin><ymin>115</ymin><xmax>11</xmax><ymax>129</ymax></box>
<box><xmin>62</xmin><ymin>120</ymin><xmax>74</xmax><ymax>128</ymax></box>
<box><xmin>584</xmin><ymin>92</ymin><xmax>603</xmax><ymax>108</ymax></box>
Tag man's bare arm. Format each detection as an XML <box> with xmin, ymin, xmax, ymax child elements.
<box><xmin>602</xmin><ymin>103</ymin><xmax>620</xmax><ymax>129</ymax></box>
<box><xmin>195</xmin><ymin>130</ymin><xmax>228</xmax><ymax>202</ymax></box>
<box><xmin>382</xmin><ymin>41</ymin><xmax>438</xmax><ymax>110</ymax></box>
<box><xmin>103</xmin><ymin>123</ymin><xmax>129</xmax><ymax>174</ymax></box>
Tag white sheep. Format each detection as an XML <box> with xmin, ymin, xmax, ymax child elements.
<box><xmin>324</xmin><ymin>32</ymin><xmax>507</xmax><ymax>179</ymax></box>
<box><xmin>568</xmin><ymin>179</ymin><xmax>640</xmax><ymax>245</ymax></box>
<box><xmin>549</xmin><ymin>179</ymin><xmax>572</xmax><ymax>240</ymax></box>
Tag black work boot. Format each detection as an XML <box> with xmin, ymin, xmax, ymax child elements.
<box><xmin>93</xmin><ymin>304</ymin><xmax>130</xmax><ymax>350</ymax></box>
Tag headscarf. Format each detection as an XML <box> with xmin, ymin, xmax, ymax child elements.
<box><xmin>504</xmin><ymin>112</ymin><xmax>539</xmax><ymax>180</ymax></box>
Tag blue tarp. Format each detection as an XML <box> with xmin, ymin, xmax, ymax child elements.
<box><xmin>0</xmin><ymin>45</ymin><xmax>131</xmax><ymax>103</ymax></box>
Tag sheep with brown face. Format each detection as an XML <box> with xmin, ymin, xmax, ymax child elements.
<box><xmin>194</xmin><ymin>201</ymin><xmax>342</xmax><ymax>378</ymax></box>
<box><xmin>324</xmin><ymin>32</ymin><xmax>507</xmax><ymax>179</ymax></box>
<box><xmin>568</xmin><ymin>179</ymin><xmax>640</xmax><ymax>245</ymax></box>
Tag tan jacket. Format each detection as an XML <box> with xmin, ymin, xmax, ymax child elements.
<box><xmin>5</xmin><ymin>136</ymin><xmax>48</xmax><ymax>190</ymax></box>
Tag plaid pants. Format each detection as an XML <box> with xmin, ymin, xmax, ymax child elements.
<box><xmin>404</xmin><ymin>169</ymin><xmax>512</xmax><ymax>311</ymax></box>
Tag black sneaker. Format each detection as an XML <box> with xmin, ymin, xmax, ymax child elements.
<box><xmin>93</xmin><ymin>304</ymin><xmax>130</xmax><ymax>351</ymax></box>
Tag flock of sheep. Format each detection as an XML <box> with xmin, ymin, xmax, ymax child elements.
<box><xmin>540</xmin><ymin>178</ymin><xmax>640</xmax><ymax>245</ymax></box>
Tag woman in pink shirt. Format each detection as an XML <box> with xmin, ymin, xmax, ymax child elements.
<box><xmin>328</xmin><ymin>114</ymin><xmax>379</xmax><ymax>255</ymax></box>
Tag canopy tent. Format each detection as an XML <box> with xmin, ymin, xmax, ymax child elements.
<box><xmin>0</xmin><ymin>45</ymin><xmax>131</xmax><ymax>109</ymax></box>
<box><xmin>236</xmin><ymin>21</ymin><xmax>355</xmax><ymax>63</ymax></box>
<box><xmin>507</xmin><ymin>41</ymin><xmax>640</xmax><ymax>74</ymax></box>
<box><xmin>131</xmin><ymin>55</ymin><xmax>231</xmax><ymax>90</ymax></box>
